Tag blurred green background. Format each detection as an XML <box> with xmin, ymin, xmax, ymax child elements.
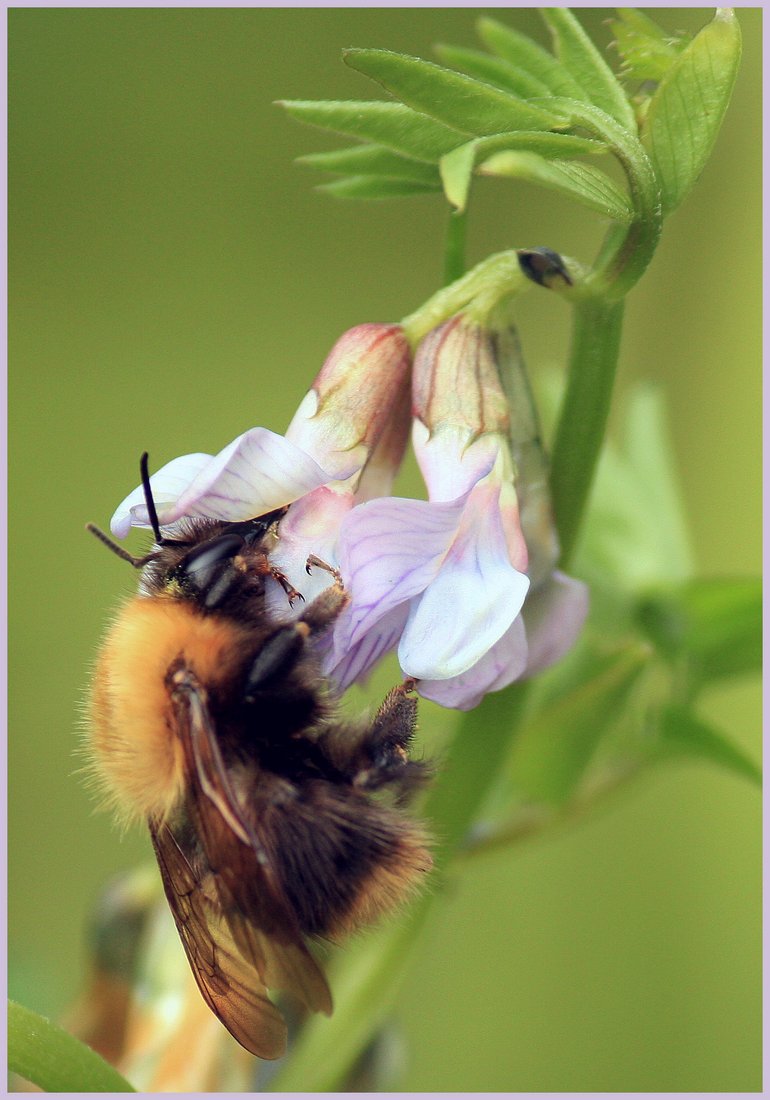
<box><xmin>9</xmin><ymin>7</ymin><xmax>761</xmax><ymax>1092</ymax></box>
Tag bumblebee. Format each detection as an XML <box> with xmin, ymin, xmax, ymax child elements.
<box><xmin>87</xmin><ymin>456</ymin><xmax>432</xmax><ymax>1058</ymax></box>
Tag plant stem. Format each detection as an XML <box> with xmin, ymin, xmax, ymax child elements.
<box><xmin>443</xmin><ymin>208</ymin><xmax>468</xmax><ymax>285</ymax></box>
<box><xmin>549</xmin><ymin>295</ymin><xmax>625</xmax><ymax>566</ymax></box>
<box><xmin>542</xmin><ymin>98</ymin><xmax>662</xmax><ymax>299</ymax></box>
<box><xmin>401</xmin><ymin>249</ymin><xmax>526</xmax><ymax>348</ymax></box>
<box><xmin>423</xmin><ymin>681</ymin><xmax>532</xmax><ymax>867</ymax></box>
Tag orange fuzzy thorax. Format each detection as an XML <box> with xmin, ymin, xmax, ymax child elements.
<box><xmin>89</xmin><ymin>597</ymin><xmax>248</xmax><ymax>824</ymax></box>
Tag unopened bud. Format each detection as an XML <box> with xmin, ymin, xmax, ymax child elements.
<box><xmin>412</xmin><ymin>315</ymin><xmax>509</xmax><ymax>442</ymax></box>
<box><xmin>286</xmin><ymin>324</ymin><xmax>411</xmax><ymax>482</ymax></box>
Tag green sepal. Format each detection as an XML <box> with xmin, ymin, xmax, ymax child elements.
<box><xmin>476</xmin><ymin>16</ymin><xmax>587</xmax><ymax>100</ymax></box>
<box><xmin>636</xmin><ymin>577</ymin><xmax>762</xmax><ymax>687</ymax></box>
<box><xmin>298</xmin><ymin>144</ymin><xmax>440</xmax><ymax>184</ymax></box>
<box><xmin>654</xmin><ymin>704</ymin><xmax>761</xmax><ymax>786</ymax></box>
<box><xmin>440</xmin><ymin>130</ymin><xmax>604</xmax><ymax>211</ymax></box>
<box><xmin>479</xmin><ymin>150</ymin><xmax>634</xmax><ymax>223</ymax></box>
<box><xmin>434</xmin><ymin>43</ymin><xmax>550</xmax><ymax>99</ymax></box>
<box><xmin>318</xmin><ymin>175</ymin><xmax>441</xmax><ymax>200</ymax></box>
<box><xmin>541</xmin><ymin>8</ymin><xmax>637</xmax><ymax>133</ymax></box>
<box><xmin>342</xmin><ymin>48</ymin><xmax>569</xmax><ymax>136</ymax></box>
<box><xmin>609</xmin><ymin>8</ymin><xmax>690</xmax><ymax>83</ymax></box>
<box><xmin>8</xmin><ymin>999</ymin><xmax>136</xmax><ymax>1092</ymax></box>
<box><xmin>640</xmin><ymin>8</ymin><xmax>742</xmax><ymax>214</ymax></box>
<box><xmin>278</xmin><ymin>99</ymin><xmax>464</xmax><ymax>161</ymax></box>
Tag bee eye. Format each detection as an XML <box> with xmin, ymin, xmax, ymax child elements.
<box><xmin>177</xmin><ymin>533</ymin><xmax>244</xmax><ymax>591</ymax></box>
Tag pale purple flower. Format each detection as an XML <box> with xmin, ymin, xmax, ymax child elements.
<box><xmin>326</xmin><ymin>314</ymin><xmax>589</xmax><ymax>709</ymax></box>
<box><xmin>110</xmin><ymin>323</ymin><xmax>410</xmax><ymax>548</ymax></box>
<box><xmin>107</xmin><ymin>313</ymin><xmax>587</xmax><ymax>712</ymax></box>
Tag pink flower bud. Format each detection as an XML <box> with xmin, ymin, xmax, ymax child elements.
<box><xmin>412</xmin><ymin>314</ymin><xmax>510</xmax><ymax>441</ymax></box>
<box><xmin>286</xmin><ymin>324</ymin><xmax>411</xmax><ymax>483</ymax></box>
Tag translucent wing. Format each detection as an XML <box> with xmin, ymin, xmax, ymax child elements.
<box><xmin>149</xmin><ymin>820</ymin><xmax>288</xmax><ymax>1059</ymax></box>
<box><xmin>159</xmin><ymin>660</ymin><xmax>332</xmax><ymax>1050</ymax></box>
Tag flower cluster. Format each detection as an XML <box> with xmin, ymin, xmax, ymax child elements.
<box><xmin>111</xmin><ymin>316</ymin><xmax>587</xmax><ymax>709</ymax></box>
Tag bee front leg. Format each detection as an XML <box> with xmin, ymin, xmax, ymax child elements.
<box><xmin>245</xmin><ymin>562</ymin><xmax>348</xmax><ymax>698</ymax></box>
<box><xmin>298</xmin><ymin>556</ymin><xmax>349</xmax><ymax>634</ymax></box>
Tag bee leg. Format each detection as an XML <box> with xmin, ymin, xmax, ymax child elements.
<box><xmin>359</xmin><ymin>685</ymin><xmax>431</xmax><ymax>798</ymax></box>
<box><xmin>269</xmin><ymin>565</ymin><xmax>305</xmax><ymax>607</ymax></box>
<box><xmin>244</xmin><ymin>589</ymin><xmax>349</xmax><ymax>701</ymax></box>
<box><xmin>297</xmin><ymin>567</ymin><xmax>349</xmax><ymax>635</ymax></box>
<box><xmin>245</xmin><ymin>624</ymin><xmax>311</xmax><ymax>696</ymax></box>
<box><xmin>323</xmin><ymin>683</ymin><xmax>431</xmax><ymax>801</ymax></box>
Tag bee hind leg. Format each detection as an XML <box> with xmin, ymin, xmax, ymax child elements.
<box><xmin>323</xmin><ymin>683</ymin><xmax>431</xmax><ymax>802</ymax></box>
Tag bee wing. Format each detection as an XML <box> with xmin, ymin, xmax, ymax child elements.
<box><xmin>169</xmin><ymin>663</ymin><xmax>333</xmax><ymax>1017</ymax></box>
<box><xmin>149</xmin><ymin>820</ymin><xmax>288</xmax><ymax>1059</ymax></box>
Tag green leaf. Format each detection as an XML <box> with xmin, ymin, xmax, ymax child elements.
<box><xmin>655</xmin><ymin>704</ymin><xmax>761</xmax><ymax>786</ymax></box>
<box><xmin>640</xmin><ymin>9</ymin><xmax>742</xmax><ymax>214</ymax></box>
<box><xmin>478</xmin><ymin>150</ymin><xmax>634</xmax><ymax>223</ymax></box>
<box><xmin>476</xmin><ymin>16</ymin><xmax>588</xmax><ymax>100</ymax></box>
<box><xmin>636</xmin><ymin>577</ymin><xmax>762</xmax><ymax>686</ymax></box>
<box><xmin>507</xmin><ymin>645</ymin><xmax>651</xmax><ymax>806</ymax></box>
<box><xmin>541</xmin><ymin>8</ymin><xmax>637</xmax><ymax>132</ymax></box>
<box><xmin>318</xmin><ymin>175</ymin><xmax>441</xmax><ymax>200</ymax></box>
<box><xmin>439</xmin><ymin>130</ymin><xmax>605</xmax><ymax>211</ymax></box>
<box><xmin>439</xmin><ymin>140</ymin><xmax>477</xmax><ymax>211</ymax></box>
<box><xmin>342</xmin><ymin>48</ymin><xmax>568</xmax><ymax>136</ymax></box>
<box><xmin>609</xmin><ymin>8</ymin><xmax>690</xmax><ymax>83</ymax></box>
<box><xmin>278</xmin><ymin>99</ymin><xmax>464</xmax><ymax>161</ymax></box>
<box><xmin>571</xmin><ymin>381</ymin><xmax>695</xmax><ymax>591</ymax></box>
<box><xmin>298</xmin><ymin>144</ymin><xmax>440</xmax><ymax>184</ymax></box>
<box><xmin>434</xmin><ymin>43</ymin><xmax>550</xmax><ymax>99</ymax></box>
<box><xmin>8</xmin><ymin>1000</ymin><xmax>136</xmax><ymax>1092</ymax></box>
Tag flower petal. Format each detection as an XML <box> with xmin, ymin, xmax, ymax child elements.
<box><xmin>285</xmin><ymin>324</ymin><xmax>411</xmax><ymax>480</ymax></box>
<box><xmin>285</xmin><ymin>391</ymin><xmax>366</xmax><ymax>481</ymax></box>
<box><xmin>398</xmin><ymin>481</ymin><xmax>530</xmax><ymax>680</ymax></box>
<box><xmin>412</xmin><ymin>419</ymin><xmax>501</xmax><ymax>501</ymax></box>
<box><xmin>523</xmin><ymin>570</ymin><xmax>589</xmax><ymax>675</ymax></box>
<box><xmin>354</xmin><ymin>369</ymin><xmax>411</xmax><ymax>504</ymax></box>
<box><xmin>334</xmin><ymin>494</ymin><xmax>467</xmax><ymax>654</ymax></box>
<box><xmin>110</xmin><ymin>452</ymin><xmax>213</xmax><ymax>538</ymax></box>
<box><xmin>417</xmin><ymin>615</ymin><xmax>528</xmax><ymax>710</ymax></box>
<box><xmin>177</xmin><ymin>427</ymin><xmax>334</xmax><ymax>523</ymax></box>
<box><xmin>263</xmin><ymin>487</ymin><xmax>355</xmax><ymax>622</ymax></box>
<box><xmin>325</xmin><ymin>603</ymin><xmax>410</xmax><ymax>692</ymax></box>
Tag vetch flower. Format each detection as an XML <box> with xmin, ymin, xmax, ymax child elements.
<box><xmin>328</xmin><ymin>312</ymin><xmax>588</xmax><ymax>709</ymax></box>
<box><xmin>107</xmin><ymin>305</ymin><xmax>586</xmax><ymax>713</ymax></box>
<box><xmin>263</xmin><ymin>323</ymin><xmax>412</xmax><ymax>612</ymax></box>
<box><xmin>110</xmin><ymin>324</ymin><xmax>411</xmax><ymax>567</ymax></box>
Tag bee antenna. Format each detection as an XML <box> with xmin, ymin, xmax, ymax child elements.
<box><xmin>140</xmin><ymin>451</ymin><xmax>165</xmax><ymax>545</ymax></box>
<box><xmin>85</xmin><ymin>523</ymin><xmax>156</xmax><ymax>569</ymax></box>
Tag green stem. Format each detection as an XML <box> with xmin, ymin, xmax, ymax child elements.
<box><xmin>541</xmin><ymin>98</ymin><xmax>662</xmax><ymax>299</ymax></box>
<box><xmin>443</xmin><ymin>208</ymin><xmax>468</xmax><ymax>285</ymax></box>
<box><xmin>401</xmin><ymin>249</ymin><xmax>527</xmax><ymax>348</ymax></box>
<box><xmin>423</xmin><ymin>682</ymin><xmax>532</xmax><ymax>867</ymax></box>
<box><xmin>549</xmin><ymin>296</ymin><xmax>625</xmax><ymax>566</ymax></box>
